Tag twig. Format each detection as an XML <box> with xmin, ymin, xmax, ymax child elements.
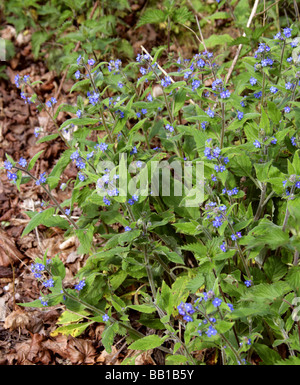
<box><xmin>225</xmin><ymin>0</ymin><xmax>260</xmax><ymax>85</ymax></box>
<box><xmin>140</xmin><ymin>45</ymin><xmax>196</xmax><ymax>106</ymax></box>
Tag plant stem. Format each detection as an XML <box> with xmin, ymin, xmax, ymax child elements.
<box><xmin>13</xmin><ymin>166</ymin><xmax>79</xmax><ymax>230</ymax></box>
<box><xmin>220</xmin><ymin>102</ymin><xmax>226</xmax><ymax>149</ymax></box>
<box><xmin>282</xmin><ymin>185</ymin><xmax>296</xmax><ymax>232</ymax></box>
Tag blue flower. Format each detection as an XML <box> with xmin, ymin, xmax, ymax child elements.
<box><xmin>18</xmin><ymin>157</ymin><xmax>27</xmax><ymax>167</ymax></box>
<box><xmin>244</xmin><ymin>280</ymin><xmax>252</xmax><ymax>287</ymax></box>
<box><xmin>124</xmin><ymin>226</ymin><xmax>131</xmax><ymax>231</ymax></box>
<box><xmin>270</xmin><ymin>86</ymin><xmax>278</xmax><ymax>94</ymax></box>
<box><xmin>270</xmin><ymin>137</ymin><xmax>277</xmax><ymax>144</ymax></box>
<box><xmin>220</xmin><ymin>89</ymin><xmax>231</xmax><ymax>99</ymax></box>
<box><xmin>161</xmin><ymin>76</ymin><xmax>172</xmax><ymax>87</ymax></box>
<box><xmin>250</xmin><ymin>77</ymin><xmax>257</xmax><ymax>86</ymax></box>
<box><xmin>78</xmin><ymin>172</ymin><xmax>85</xmax><ymax>182</ymax></box>
<box><xmin>86</xmin><ymin>151</ymin><xmax>94</xmax><ymax>160</ymax></box>
<box><xmin>44</xmin><ymin>278</ymin><xmax>54</xmax><ymax>288</ymax></box>
<box><xmin>212</xmin><ymin>297</ymin><xmax>222</xmax><ymax>307</ymax></box>
<box><xmin>75</xmin><ymin>70</ymin><xmax>81</xmax><ymax>79</ymax></box>
<box><xmin>283</xmin><ymin>27</ymin><xmax>292</xmax><ymax>38</ymax></box>
<box><xmin>35</xmin><ymin>172</ymin><xmax>47</xmax><ymax>185</ymax></box>
<box><xmin>77</xmin><ymin>55</ymin><xmax>83</xmax><ymax>65</ymax></box>
<box><xmin>88</xmin><ymin>58</ymin><xmax>95</xmax><ymax>66</ymax></box>
<box><xmin>4</xmin><ymin>160</ymin><xmax>13</xmax><ymax>170</ymax></box>
<box><xmin>192</xmin><ymin>79</ymin><xmax>201</xmax><ymax>90</ymax></box>
<box><xmin>76</xmin><ymin>110</ymin><xmax>82</xmax><ymax>118</ymax></box>
<box><xmin>237</xmin><ymin>111</ymin><xmax>244</xmax><ymax>120</ymax></box>
<box><xmin>87</xmin><ymin>91</ymin><xmax>100</xmax><ymax>106</ymax></box>
<box><xmin>102</xmin><ymin>314</ymin><xmax>109</xmax><ymax>322</ymax></box>
<box><xmin>165</xmin><ymin>124</ymin><xmax>174</xmax><ymax>132</ymax></box>
<box><xmin>74</xmin><ymin>279</ymin><xmax>86</xmax><ymax>291</ymax></box>
<box><xmin>103</xmin><ymin>196</ymin><xmax>111</xmax><ymax>206</ymax></box>
<box><xmin>206</xmin><ymin>107</ymin><xmax>215</xmax><ymax>118</ymax></box>
<box><xmin>14</xmin><ymin>74</ymin><xmax>21</xmax><ymax>88</ymax></box>
<box><xmin>253</xmin><ymin>140</ymin><xmax>261</xmax><ymax>148</ymax></box>
<box><xmin>220</xmin><ymin>242</ymin><xmax>227</xmax><ymax>252</ymax></box>
<box><xmin>285</xmin><ymin>82</ymin><xmax>294</xmax><ymax>90</ymax></box>
<box><xmin>7</xmin><ymin>171</ymin><xmax>17</xmax><ymax>182</ymax></box>
<box><xmin>183</xmin><ymin>315</ymin><xmax>193</xmax><ymax>322</ymax></box>
<box><xmin>70</xmin><ymin>150</ymin><xmax>80</xmax><ymax>161</ymax></box>
<box><xmin>206</xmin><ymin>325</ymin><xmax>217</xmax><ymax>337</ymax></box>
<box><xmin>39</xmin><ymin>297</ymin><xmax>48</xmax><ymax>306</ymax></box>
<box><xmin>212</xmin><ymin>215</ymin><xmax>223</xmax><ymax>228</ymax></box>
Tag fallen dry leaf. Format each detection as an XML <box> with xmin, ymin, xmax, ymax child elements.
<box><xmin>4</xmin><ymin>308</ymin><xmax>30</xmax><ymax>331</ymax></box>
<box><xmin>42</xmin><ymin>335</ymin><xmax>69</xmax><ymax>359</ymax></box>
<box><xmin>135</xmin><ymin>349</ymin><xmax>156</xmax><ymax>365</ymax></box>
<box><xmin>67</xmin><ymin>337</ymin><xmax>97</xmax><ymax>365</ymax></box>
<box><xmin>0</xmin><ymin>228</ymin><xmax>25</xmax><ymax>267</ymax></box>
<box><xmin>96</xmin><ymin>346</ymin><xmax>119</xmax><ymax>365</ymax></box>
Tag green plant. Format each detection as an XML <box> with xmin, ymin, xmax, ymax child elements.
<box><xmin>2</xmin><ymin>1</ymin><xmax>300</xmax><ymax>366</ymax></box>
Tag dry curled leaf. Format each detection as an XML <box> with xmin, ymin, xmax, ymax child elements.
<box><xmin>4</xmin><ymin>308</ymin><xmax>30</xmax><ymax>331</ymax></box>
<box><xmin>135</xmin><ymin>349</ymin><xmax>156</xmax><ymax>365</ymax></box>
<box><xmin>0</xmin><ymin>228</ymin><xmax>25</xmax><ymax>267</ymax></box>
<box><xmin>67</xmin><ymin>337</ymin><xmax>97</xmax><ymax>365</ymax></box>
<box><xmin>42</xmin><ymin>335</ymin><xmax>69</xmax><ymax>359</ymax></box>
<box><xmin>96</xmin><ymin>346</ymin><xmax>119</xmax><ymax>365</ymax></box>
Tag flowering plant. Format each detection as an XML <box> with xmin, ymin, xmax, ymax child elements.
<box><xmin>3</xmin><ymin>12</ymin><xmax>300</xmax><ymax>365</ymax></box>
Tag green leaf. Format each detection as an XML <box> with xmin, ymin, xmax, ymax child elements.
<box><xmin>165</xmin><ymin>355</ymin><xmax>188</xmax><ymax>365</ymax></box>
<box><xmin>275</xmin><ymin>356</ymin><xmax>300</xmax><ymax>365</ymax></box>
<box><xmin>264</xmin><ymin>256</ymin><xmax>287</xmax><ymax>282</ymax></box>
<box><xmin>229</xmin><ymin>153</ymin><xmax>252</xmax><ymax>177</ymax></box>
<box><xmin>51</xmin><ymin>321</ymin><xmax>93</xmax><ymax>337</ymax></box>
<box><xmin>127</xmin><ymin>304</ymin><xmax>156</xmax><ymax>314</ymax></box>
<box><xmin>285</xmin><ymin>266</ymin><xmax>300</xmax><ymax>291</ymax></box>
<box><xmin>60</xmin><ymin>117</ymin><xmax>100</xmax><ymax>130</ymax></box>
<box><xmin>128</xmin><ymin>334</ymin><xmax>165</xmax><ymax>350</ymax></box>
<box><xmin>28</xmin><ymin>150</ymin><xmax>45</xmax><ymax>171</ymax></box>
<box><xmin>173</xmin><ymin>221</ymin><xmax>201</xmax><ymax>235</ymax></box>
<box><xmin>186</xmin><ymin>273</ymin><xmax>205</xmax><ymax>293</ymax></box>
<box><xmin>37</xmin><ymin>133</ymin><xmax>59</xmax><ymax>143</ymax></box>
<box><xmin>31</xmin><ymin>31</ymin><xmax>49</xmax><ymax>58</ymax></box>
<box><xmin>75</xmin><ymin>225</ymin><xmax>94</xmax><ymax>254</ymax></box>
<box><xmin>253</xmin><ymin>343</ymin><xmax>281</xmax><ymax>365</ymax></box>
<box><xmin>57</xmin><ymin>310</ymin><xmax>90</xmax><ymax>325</ymax></box>
<box><xmin>136</xmin><ymin>9</ymin><xmax>166</xmax><ymax>28</ymax></box>
<box><xmin>22</xmin><ymin>208</ymin><xmax>56</xmax><ymax>237</ymax></box>
<box><xmin>173</xmin><ymin>88</ymin><xmax>186</xmax><ymax>115</ymax></box>
<box><xmin>110</xmin><ymin>270</ymin><xmax>128</xmax><ymax>290</ymax></box>
<box><xmin>260</xmin><ymin>106</ymin><xmax>271</xmax><ymax>135</ymax></box>
<box><xmin>101</xmin><ymin>322</ymin><xmax>119</xmax><ymax>353</ymax></box>
<box><xmin>215</xmin><ymin>320</ymin><xmax>235</xmax><ymax>334</ymax></box>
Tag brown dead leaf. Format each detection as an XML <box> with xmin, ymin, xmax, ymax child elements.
<box><xmin>0</xmin><ymin>228</ymin><xmax>25</xmax><ymax>267</ymax></box>
<box><xmin>135</xmin><ymin>349</ymin><xmax>156</xmax><ymax>365</ymax></box>
<box><xmin>42</xmin><ymin>335</ymin><xmax>69</xmax><ymax>359</ymax></box>
<box><xmin>96</xmin><ymin>346</ymin><xmax>120</xmax><ymax>365</ymax></box>
<box><xmin>67</xmin><ymin>337</ymin><xmax>97</xmax><ymax>364</ymax></box>
<box><xmin>4</xmin><ymin>308</ymin><xmax>30</xmax><ymax>331</ymax></box>
<box><xmin>27</xmin><ymin>333</ymin><xmax>45</xmax><ymax>362</ymax></box>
